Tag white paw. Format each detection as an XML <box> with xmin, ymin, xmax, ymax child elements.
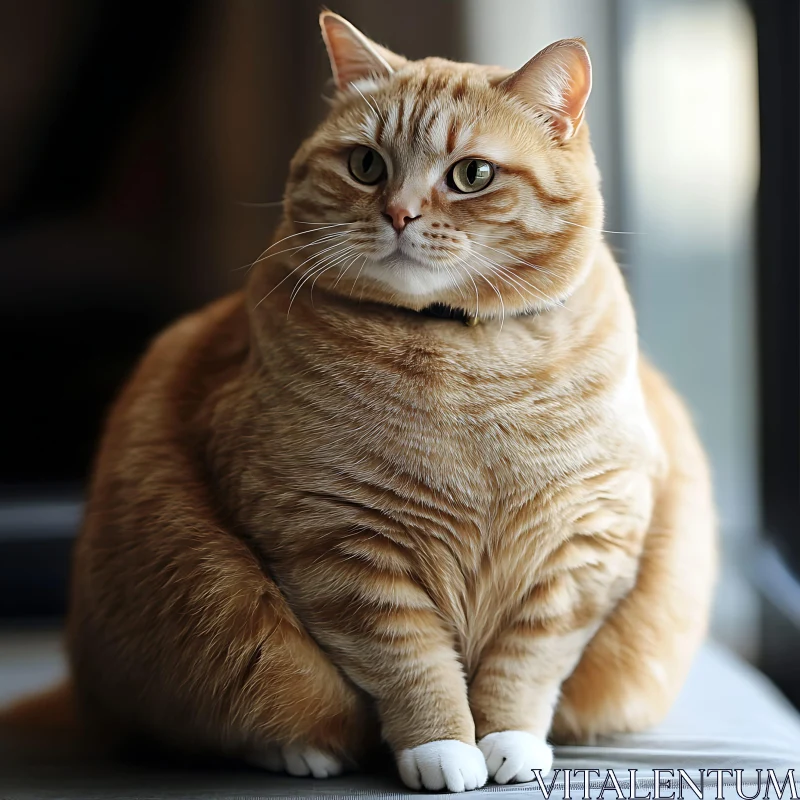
<box><xmin>478</xmin><ymin>730</ymin><xmax>553</xmax><ymax>785</ymax></box>
<box><xmin>249</xmin><ymin>743</ymin><xmax>343</xmax><ymax>779</ymax></box>
<box><xmin>397</xmin><ymin>739</ymin><xmax>488</xmax><ymax>792</ymax></box>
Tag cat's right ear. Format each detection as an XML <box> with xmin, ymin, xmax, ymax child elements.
<box><xmin>320</xmin><ymin>12</ymin><xmax>406</xmax><ymax>90</ymax></box>
<box><xmin>500</xmin><ymin>39</ymin><xmax>592</xmax><ymax>141</ymax></box>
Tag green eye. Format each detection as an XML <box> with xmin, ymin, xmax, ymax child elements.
<box><xmin>448</xmin><ymin>158</ymin><xmax>494</xmax><ymax>193</ymax></box>
<box><xmin>348</xmin><ymin>146</ymin><xmax>386</xmax><ymax>185</ymax></box>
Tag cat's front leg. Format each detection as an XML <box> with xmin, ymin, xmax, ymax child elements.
<box><xmin>281</xmin><ymin>542</ymin><xmax>487</xmax><ymax>793</ymax></box>
<box><xmin>468</xmin><ymin>602</ymin><xmax>601</xmax><ymax>785</ymax></box>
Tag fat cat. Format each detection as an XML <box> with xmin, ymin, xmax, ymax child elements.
<box><xmin>56</xmin><ymin>12</ymin><xmax>715</xmax><ymax>793</ymax></box>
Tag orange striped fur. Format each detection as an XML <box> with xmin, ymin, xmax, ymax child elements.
<box><xmin>63</xmin><ymin>12</ymin><xmax>716</xmax><ymax>793</ymax></box>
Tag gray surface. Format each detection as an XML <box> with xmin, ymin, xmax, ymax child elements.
<box><xmin>1</xmin><ymin>631</ymin><xmax>798</xmax><ymax>798</ymax></box>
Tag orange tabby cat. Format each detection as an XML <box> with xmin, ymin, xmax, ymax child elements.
<box><xmin>62</xmin><ymin>12</ymin><xmax>716</xmax><ymax>793</ymax></box>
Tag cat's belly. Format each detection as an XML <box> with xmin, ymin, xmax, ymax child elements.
<box><xmin>406</xmin><ymin>459</ymin><xmax>654</xmax><ymax>674</ymax></box>
<box><xmin>255</xmin><ymin>419</ymin><xmax>656</xmax><ymax>677</ymax></box>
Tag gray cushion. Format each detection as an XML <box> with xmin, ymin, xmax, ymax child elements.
<box><xmin>1</xmin><ymin>634</ymin><xmax>798</xmax><ymax>799</ymax></box>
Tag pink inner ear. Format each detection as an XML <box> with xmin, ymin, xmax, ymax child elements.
<box><xmin>501</xmin><ymin>39</ymin><xmax>592</xmax><ymax>140</ymax></box>
<box><xmin>558</xmin><ymin>44</ymin><xmax>592</xmax><ymax>123</ymax></box>
<box><xmin>320</xmin><ymin>14</ymin><xmax>393</xmax><ymax>90</ymax></box>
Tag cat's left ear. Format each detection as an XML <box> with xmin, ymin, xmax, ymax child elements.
<box><xmin>320</xmin><ymin>12</ymin><xmax>406</xmax><ymax>90</ymax></box>
<box><xmin>500</xmin><ymin>39</ymin><xmax>592</xmax><ymax>141</ymax></box>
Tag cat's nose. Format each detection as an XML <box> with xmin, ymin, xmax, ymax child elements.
<box><xmin>383</xmin><ymin>204</ymin><xmax>421</xmax><ymax>232</ymax></box>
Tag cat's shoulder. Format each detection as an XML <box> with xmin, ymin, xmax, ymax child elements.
<box><xmin>109</xmin><ymin>292</ymin><xmax>250</xmax><ymax>428</ymax></box>
<box><xmin>149</xmin><ymin>292</ymin><xmax>248</xmax><ymax>367</ymax></box>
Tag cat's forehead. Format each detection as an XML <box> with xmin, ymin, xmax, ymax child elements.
<box><xmin>358</xmin><ymin>58</ymin><xmax>508</xmax><ymax>103</ymax></box>
<box><xmin>335</xmin><ymin>60</ymin><xmax>518</xmax><ymax>164</ymax></box>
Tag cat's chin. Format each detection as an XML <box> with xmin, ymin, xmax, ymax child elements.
<box><xmin>361</xmin><ymin>255</ymin><xmax>462</xmax><ymax>299</ymax></box>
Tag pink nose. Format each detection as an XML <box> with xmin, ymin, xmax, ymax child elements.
<box><xmin>383</xmin><ymin>205</ymin><xmax>421</xmax><ymax>232</ymax></box>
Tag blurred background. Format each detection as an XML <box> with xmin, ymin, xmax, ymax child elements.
<box><xmin>0</xmin><ymin>0</ymin><xmax>797</xmax><ymax>707</ymax></box>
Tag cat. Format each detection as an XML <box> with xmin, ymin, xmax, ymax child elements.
<box><xmin>58</xmin><ymin>11</ymin><xmax>716</xmax><ymax>793</ymax></box>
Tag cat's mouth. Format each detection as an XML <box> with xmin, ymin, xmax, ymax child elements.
<box><xmin>381</xmin><ymin>252</ymin><xmax>431</xmax><ymax>269</ymax></box>
<box><xmin>381</xmin><ymin>244</ymin><xmax>459</xmax><ymax>271</ymax></box>
<box><xmin>362</xmin><ymin>252</ymin><xmax>461</xmax><ymax>296</ymax></box>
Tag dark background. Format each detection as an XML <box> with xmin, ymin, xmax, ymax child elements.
<box><xmin>0</xmin><ymin>0</ymin><xmax>797</xmax><ymax>705</ymax></box>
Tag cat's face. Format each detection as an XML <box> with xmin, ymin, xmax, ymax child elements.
<box><xmin>278</xmin><ymin>13</ymin><xmax>603</xmax><ymax>319</ymax></box>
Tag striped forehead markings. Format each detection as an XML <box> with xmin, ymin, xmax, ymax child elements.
<box><xmin>395</xmin><ymin>95</ymin><xmax>407</xmax><ymax>140</ymax></box>
<box><xmin>408</xmin><ymin>88</ymin><xmax>431</xmax><ymax>142</ymax></box>
<box><xmin>451</xmin><ymin>74</ymin><xmax>470</xmax><ymax>102</ymax></box>
<box><xmin>420</xmin><ymin>105</ymin><xmax>441</xmax><ymax>141</ymax></box>
<box><xmin>446</xmin><ymin>118</ymin><xmax>459</xmax><ymax>155</ymax></box>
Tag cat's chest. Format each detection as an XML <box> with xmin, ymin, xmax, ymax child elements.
<box><xmin>352</xmin><ymin>349</ymin><xmax>656</xmax><ymax>493</ymax></box>
<box><xmin>337</xmin><ymin>350</ymin><xmax>658</xmax><ymax>654</ymax></box>
<box><xmin>260</xmin><ymin>327</ymin><xmax>660</xmax><ymax>525</ymax></box>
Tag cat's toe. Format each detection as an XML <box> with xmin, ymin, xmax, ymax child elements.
<box><xmin>284</xmin><ymin>744</ymin><xmax>343</xmax><ymax>778</ymax></box>
<box><xmin>397</xmin><ymin>739</ymin><xmax>488</xmax><ymax>792</ymax></box>
<box><xmin>249</xmin><ymin>744</ymin><xmax>343</xmax><ymax>779</ymax></box>
<box><xmin>478</xmin><ymin>730</ymin><xmax>552</xmax><ymax>784</ymax></box>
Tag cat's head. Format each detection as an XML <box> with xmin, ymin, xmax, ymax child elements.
<box><xmin>275</xmin><ymin>12</ymin><xmax>603</xmax><ymax>319</ymax></box>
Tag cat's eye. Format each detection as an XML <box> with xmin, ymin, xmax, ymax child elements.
<box><xmin>348</xmin><ymin>146</ymin><xmax>386</xmax><ymax>185</ymax></box>
<box><xmin>448</xmin><ymin>159</ymin><xmax>494</xmax><ymax>193</ymax></box>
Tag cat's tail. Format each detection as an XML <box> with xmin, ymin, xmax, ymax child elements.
<box><xmin>1</xmin><ymin>680</ymin><xmax>76</xmax><ymax>734</ymax></box>
<box><xmin>0</xmin><ymin>680</ymin><xmax>101</xmax><ymax>759</ymax></box>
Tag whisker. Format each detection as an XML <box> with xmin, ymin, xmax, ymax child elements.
<box><xmin>491</xmin><ymin>261</ymin><xmax>569</xmax><ymax>311</ymax></box>
<box><xmin>471</xmin><ymin>255</ymin><xmax>526</xmax><ymax>306</ymax></box>
<box><xmin>471</xmin><ymin>251</ymin><xmax>537</xmax><ymax>297</ymax></box>
<box><xmin>468</xmin><ymin>250</ymin><xmax>568</xmax><ymax>312</ymax></box>
<box><xmin>250</xmin><ymin>230</ymin><xmax>349</xmax><ymax>263</ymax></box>
<box><xmin>316</xmin><ymin>247</ymin><xmax>360</xmax><ymax>292</ymax></box>
<box><xmin>333</xmin><ymin>251</ymin><xmax>363</xmax><ymax>289</ymax></box>
<box><xmin>349</xmin><ymin>255</ymin><xmax>369</xmax><ymax>299</ymax></box>
<box><xmin>236</xmin><ymin>231</ymin><xmax>350</xmax><ymax>273</ymax></box>
<box><xmin>436</xmin><ymin>259</ymin><xmax>471</xmax><ymax>313</ymax></box>
<box><xmin>479</xmin><ymin>270</ymin><xmax>506</xmax><ymax>330</ymax></box>
<box><xmin>469</xmin><ymin>238</ymin><xmax>562</xmax><ymax>281</ymax></box>
<box><xmin>252</xmin><ymin>239</ymin><xmax>351</xmax><ymax>310</ymax></box>
<box><xmin>253</xmin><ymin>222</ymin><xmax>352</xmax><ymax>262</ymax></box>
<box><xmin>312</xmin><ymin>248</ymin><xmax>360</xmax><ymax>302</ymax></box>
<box><xmin>290</xmin><ymin>245</ymin><xmax>356</xmax><ymax>307</ymax></box>
<box><xmin>555</xmin><ymin>217</ymin><xmax>641</xmax><ymax>235</ymax></box>
<box><xmin>459</xmin><ymin>254</ymin><xmax>514</xmax><ymax>326</ymax></box>
<box><xmin>486</xmin><ymin>262</ymin><xmax>560</xmax><ymax>309</ymax></box>
<box><xmin>289</xmin><ymin>251</ymin><xmax>353</xmax><ymax>317</ymax></box>
<box><xmin>289</xmin><ymin>265</ymin><xmax>339</xmax><ymax>318</ymax></box>
<box><xmin>450</xmin><ymin>254</ymin><xmax>481</xmax><ymax>321</ymax></box>
<box><xmin>462</xmin><ymin>226</ymin><xmax>562</xmax><ymax>274</ymax></box>
<box><xmin>499</xmin><ymin>267</ymin><xmax>568</xmax><ymax>312</ymax></box>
